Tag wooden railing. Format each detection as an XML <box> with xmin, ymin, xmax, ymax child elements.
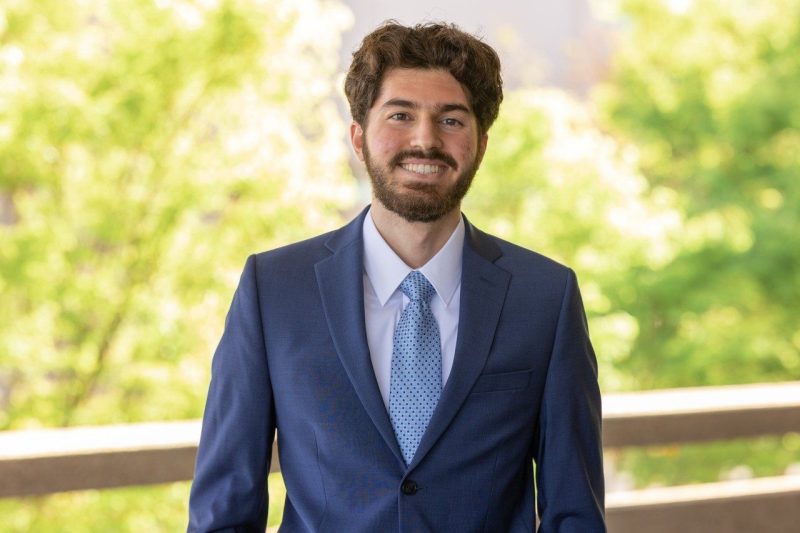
<box><xmin>2</xmin><ymin>381</ymin><xmax>799</xmax><ymax>532</ymax></box>
<box><xmin>602</xmin><ymin>381</ymin><xmax>800</xmax><ymax>532</ymax></box>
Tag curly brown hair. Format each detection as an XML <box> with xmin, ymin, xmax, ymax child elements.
<box><xmin>344</xmin><ymin>21</ymin><xmax>503</xmax><ymax>135</ymax></box>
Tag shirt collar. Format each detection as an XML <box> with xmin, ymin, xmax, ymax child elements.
<box><xmin>363</xmin><ymin>207</ymin><xmax>464</xmax><ymax>307</ymax></box>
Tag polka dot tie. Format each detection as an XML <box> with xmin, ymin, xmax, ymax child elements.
<box><xmin>389</xmin><ymin>271</ymin><xmax>442</xmax><ymax>466</ymax></box>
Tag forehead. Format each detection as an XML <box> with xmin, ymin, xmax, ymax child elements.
<box><xmin>373</xmin><ymin>68</ymin><xmax>472</xmax><ymax>110</ymax></box>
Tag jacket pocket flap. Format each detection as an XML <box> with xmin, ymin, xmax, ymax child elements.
<box><xmin>471</xmin><ymin>369</ymin><xmax>532</xmax><ymax>394</ymax></box>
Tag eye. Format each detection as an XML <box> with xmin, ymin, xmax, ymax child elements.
<box><xmin>441</xmin><ymin>117</ymin><xmax>464</xmax><ymax>127</ymax></box>
<box><xmin>389</xmin><ymin>112</ymin><xmax>411</xmax><ymax>121</ymax></box>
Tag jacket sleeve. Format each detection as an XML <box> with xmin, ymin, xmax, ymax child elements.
<box><xmin>534</xmin><ymin>269</ymin><xmax>606</xmax><ymax>532</ymax></box>
<box><xmin>188</xmin><ymin>255</ymin><xmax>275</xmax><ymax>532</ymax></box>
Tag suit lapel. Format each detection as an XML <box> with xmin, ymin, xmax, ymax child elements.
<box><xmin>315</xmin><ymin>210</ymin><xmax>510</xmax><ymax>471</ymax></box>
<box><xmin>314</xmin><ymin>209</ymin><xmax>405</xmax><ymax>466</ymax></box>
<box><xmin>410</xmin><ymin>218</ymin><xmax>510</xmax><ymax>469</ymax></box>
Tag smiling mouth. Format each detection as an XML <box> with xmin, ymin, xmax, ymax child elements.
<box><xmin>400</xmin><ymin>163</ymin><xmax>444</xmax><ymax>175</ymax></box>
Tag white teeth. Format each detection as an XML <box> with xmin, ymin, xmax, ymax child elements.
<box><xmin>401</xmin><ymin>163</ymin><xmax>441</xmax><ymax>175</ymax></box>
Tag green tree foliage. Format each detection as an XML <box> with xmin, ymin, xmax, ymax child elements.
<box><xmin>0</xmin><ymin>0</ymin><xmax>353</xmax><ymax>528</ymax></box>
<box><xmin>596</xmin><ymin>0</ymin><xmax>800</xmax><ymax>389</ymax></box>
<box><xmin>591</xmin><ymin>0</ymin><xmax>800</xmax><ymax>489</ymax></box>
<box><xmin>0</xmin><ymin>0</ymin><xmax>354</xmax><ymax>431</ymax></box>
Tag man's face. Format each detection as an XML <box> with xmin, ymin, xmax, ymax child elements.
<box><xmin>351</xmin><ymin>68</ymin><xmax>488</xmax><ymax>223</ymax></box>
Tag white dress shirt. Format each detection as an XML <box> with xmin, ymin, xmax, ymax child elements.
<box><xmin>362</xmin><ymin>208</ymin><xmax>464</xmax><ymax>409</ymax></box>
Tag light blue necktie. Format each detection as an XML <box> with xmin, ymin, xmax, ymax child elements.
<box><xmin>389</xmin><ymin>271</ymin><xmax>442</xmax><ymax>466</ymax></box>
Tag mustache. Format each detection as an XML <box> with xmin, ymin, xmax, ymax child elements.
<box><xmin>389</xmin><ymin>149</ymin><xmax>458</xmax><ymax>170</ymax></box>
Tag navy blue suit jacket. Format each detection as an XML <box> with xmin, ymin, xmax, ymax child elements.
<box><xmin>188</xmin><ymin>208</ymin><xmax>605</xmax><ymax>532</ymax></box>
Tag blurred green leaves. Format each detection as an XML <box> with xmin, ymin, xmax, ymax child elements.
<box><xmin>596</xmin><ymin>0</ymin><xmax>800</xmax><ymax>389</ymax></box>
<box><xmin>0</xmin><ymin>0</ymin><xmax>355</xmax><ymax>430</ymax></box>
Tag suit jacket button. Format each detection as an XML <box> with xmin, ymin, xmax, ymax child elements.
<box><xmin>401</xmin><ymin>480</ymin><xmax>418</xmax><ymax>495</ymax></box>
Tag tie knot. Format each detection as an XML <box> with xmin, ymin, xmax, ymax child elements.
<box><xmin>399</xmin><ymin>271</ymin><xmax>436</xmax><ymax>303</ymax></box>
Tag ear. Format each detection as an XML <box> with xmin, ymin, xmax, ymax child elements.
<box><xmin>476</xmin><ymin>133</ymin><xmax>489</xmax><ymax>166</ymax></box>
<box><xmin>350</xmin><ymin>121</ymin><xmax>365</xmax><ymax>162</ymax></box>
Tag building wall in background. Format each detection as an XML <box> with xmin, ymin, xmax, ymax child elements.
<box><xmin>339</xmin><ymin>0</ymin><xmax>613</xmax><ymax>95</ymax></box>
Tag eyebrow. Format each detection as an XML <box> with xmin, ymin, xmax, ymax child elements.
<box><xmin>381</xmin><ymin>98</ymin><xmax>471</xmax><ymax>114</ymax></box>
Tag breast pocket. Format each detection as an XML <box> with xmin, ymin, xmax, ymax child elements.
<box><xmin>470</xmin><ymin>369</ymin><xmax>532</xmax><ymax>394</ymax></box>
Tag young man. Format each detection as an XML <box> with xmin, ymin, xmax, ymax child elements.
<box><xmin>189</xmin><ymin>22</ymin><xmax>605</xmax><ymax>532</ymax></box>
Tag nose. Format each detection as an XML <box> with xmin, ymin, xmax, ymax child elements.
<box><xmin>410</xmin><ymin>117</ymin><xmax>443</xmax><ymax>151</ymax></box>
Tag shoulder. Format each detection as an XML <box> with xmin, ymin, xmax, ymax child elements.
<box><xmin>252</xmin><ymin>230</ymin><xmax>335</xmax><ymax>267</ymax></box>
<box><xmin>234</xmin><ymin>231</ymin><xmax>337</xmax><ymax>295</ymax></box>
<box><xmin>250</xmin><ymin>208</ymin><xmax>366</xmax><ymax>271</ymax></box>
<box><xmin>468</xmin><ymin>222</ymin><xmax>573</xmax><ymax>283</ymax></box>
<box><xmin>498</xmin><ymin>236</ymin><xmax>568</xmax><ymax>273</ymax></box>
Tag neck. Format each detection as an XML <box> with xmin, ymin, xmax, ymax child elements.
<box><xmin>369</xmin><ymin>201</ymin><xmax>461</xmax><ymax>269</ymax></box>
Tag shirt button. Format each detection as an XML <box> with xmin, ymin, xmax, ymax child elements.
<box><xmin>401</xmin><ymin>480</ymin><xmax>418</xmax><ymax>495</ymax></box>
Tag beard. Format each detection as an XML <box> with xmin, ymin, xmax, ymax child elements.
<box><xmin>363</xmin><ymin>141</ymin><xmax>480</xmax><ymax>223</ymax></box>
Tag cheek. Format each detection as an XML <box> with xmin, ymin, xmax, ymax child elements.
<box><xmin>451</xmin><ymin>137</ymin><xmax>478</xmax><ymax>161</ymax></box>
<box><xmin>369</xmin><ymin>132</ymin><xmax>404</xmax><ymax>158</ymax></box>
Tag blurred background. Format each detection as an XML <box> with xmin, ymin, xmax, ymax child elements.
<box><xmin>1</xmin><ymin>0</ymin><xmax>798</xmax><ymax>530</ymax></box>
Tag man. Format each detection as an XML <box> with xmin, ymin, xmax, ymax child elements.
<box><xmin>188</xmin><ymin>22</ymin><xmax>605</xmax><ymax>532</ymax></box>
